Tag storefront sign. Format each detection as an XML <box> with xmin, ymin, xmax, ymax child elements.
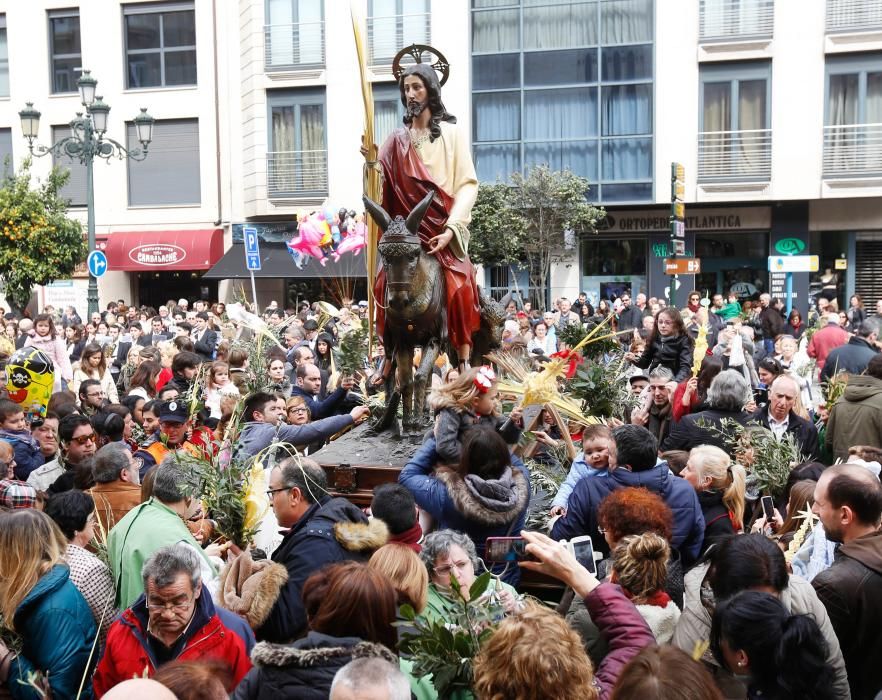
<box><xmin>664</xmin><ymin>258</ymin><xmax>701</xmax><ymax>275</ymax></box>
<box><xmin>835</xmin><ymin>258</ymin><xmax>847</xmax><ymax>270</ymax></box>
<box><xmin>768</xmin><ymin>255</ymin><xmax>819</xmax><ymax>273</ymax></box>
<box><xmin>774</xmin><ymin>238</ymin><xmax>806</xmax><ymax>255</ymax></box>
<box><xmin>129</xmin><ymin>244</ymin><xmax>187</xmax><ymax>267</ymax></box>
<box><xmin>598</xmin><ymin>207</ymin><xmax>771</xmax><ymax>233</ymax></box>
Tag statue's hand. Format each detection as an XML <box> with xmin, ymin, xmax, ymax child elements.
<box><xmin>427</xmin><ymin>229</ymin><xmax>454</xmax><ymax>255</ymax></box>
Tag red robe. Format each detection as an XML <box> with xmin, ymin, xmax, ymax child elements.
<box><xmin>374</xmin><ymin>128</ymin><xmax>481</xmax><ymax>352</ymax></box>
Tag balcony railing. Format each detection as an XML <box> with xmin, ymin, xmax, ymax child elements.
<box><xmin>264</xmin><ymin>21</ymin><xmax>325</xmax><ymax>71</ymax></box>
<box><xmin>699</xmin><ymin>0</ymin><xmax>775</xmax><ymax>41</ymax></box>
<box><xmin>823</xmin><ymin>123</ymin><xmax>882</xmax><ymax>177</ymax></box>
<box><xmin>826</xmin><ymin>0</ymin><xmax>882</xmax><ymax>32</ymax></box>
<box><xmin>698</xmin><ymin>129</ymin><xmax>772</xmax><ymax>182</ymax></box>
<box><xmin>367</xmin><ymin>12</ymin><xmax>430</xmax><ymax>67</ymax></box>
<box><xmin>266</xmin><ymin>150</ymin><xmax>328</xmax><ymax>199</ymax></box>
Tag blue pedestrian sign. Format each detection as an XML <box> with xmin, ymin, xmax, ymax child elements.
<box><xmin>246</xmin><ymin>253</ymin><xmax>261</xmax><ymax>271</ymax></box>
<box><xmin>87</xmin><ymin>250</ymin><xmax>108</xmax><ymax>278</ymax></box>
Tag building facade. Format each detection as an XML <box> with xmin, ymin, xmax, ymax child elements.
<box><xmin>2</xmin><ymin>1</ymin><xmax>881</xmax><ymax>315</ymax></box>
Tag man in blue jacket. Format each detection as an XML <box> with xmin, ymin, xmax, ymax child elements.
<box><xmin>551</xmin><ymin>424</ymin><xmax>705</xmax><ymax>565</ymax></box>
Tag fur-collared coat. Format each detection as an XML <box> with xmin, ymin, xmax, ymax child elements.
<box><xmin>255</xmin><ymin>496</ymin><xmax>388</xmax><ymax>644</ymax></box>
<box><xmin>232</xmin><ymin>632</ymin><xmax>398</xmax><ymax>700</ymax></box>
<box><xmin>400</xmin><ymin>437</ymin><xmax>530</xmax><ymax>585</ymax></box>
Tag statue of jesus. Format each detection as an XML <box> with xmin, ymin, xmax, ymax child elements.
<box><xmin>372</xmin><ymin>62</ymin><xmax>481</xmax><ymax>368</ymax></box>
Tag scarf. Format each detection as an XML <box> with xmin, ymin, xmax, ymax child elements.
<box><xmin>388</xmin><ymin>522</ymin><xmax>423</xmax><ymax>553</ymax></box>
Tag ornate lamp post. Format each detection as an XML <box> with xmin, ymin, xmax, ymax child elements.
<box><xmin>18</xmin><ymin>70</ymin><xmax>154</xmax><ymax>315</ymax></box>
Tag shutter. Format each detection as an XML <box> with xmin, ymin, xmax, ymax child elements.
<box><xmin>0</xmin><ymin>128</ymin><xmax>11</xmax><ymax>177</ymax></box>
<box><xmin>855</xmin><ymin>239</ymin><xmax>882</xmax><ymax>310</ymax></box>
<box><xmin>127</xmin><ymin>118</ymin><xmax>200</xmax><ymax>206</ymax></box>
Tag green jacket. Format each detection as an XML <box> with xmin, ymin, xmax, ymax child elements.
<box><xmin>108</xmin><ymin>498</ymin><xmax>215</xmax><ymax>609</ymax></box>
<box><xmin>717</xmin><ymin>301</ymin><xmax>743</xmax><ymax>320</ymax></box>
<box><xmin>826</xmin><ymin>374</ymin><xmax>882</xmax><ymax>460</ymax></box>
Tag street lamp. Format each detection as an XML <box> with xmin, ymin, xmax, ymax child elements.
<box><xmin>18</xmin><ymin>70</ymin><xmax>154</xmax><ymax>316</ymax></box>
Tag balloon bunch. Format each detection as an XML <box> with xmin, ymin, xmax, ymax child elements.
<box><xmin>286</xmin><ymin>205</ymin><xmax>367</xmax><ymax>268</ymax></box>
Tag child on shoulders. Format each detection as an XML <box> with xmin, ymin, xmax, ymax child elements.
<box><xmin>428</xmin><ymin>366</ymin><xmax>523</xmax><ymax>464</ymax></box>
<box><xmin>549</xmin><ymin>424</ymin><xmax>613</xmax><ymax>517</ymax></box>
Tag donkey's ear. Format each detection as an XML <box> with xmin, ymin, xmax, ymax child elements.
<box><xmin>405</xmin><ymin>190</ymin><xmax>435</xmax><ymax>235</ymax></box>
<box><xmin>362</xmin><ymin>195</ymin><xmax>391</xmax><ymax>232</ymax></box>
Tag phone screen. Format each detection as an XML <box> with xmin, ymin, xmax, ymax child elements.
<box><xmin>571</xmin><ymin>538</ymin><xmax>596</xmax><ymax>575</ymax></box>
<box><xmin>485</xmin><ymin>537</ymin><xmax>529</xmax><ymax>563</ymax></box>
<box><xmin>761</xmin><ymin>496</ymin><xmax>775</xmax><ymax>520</ymax></box>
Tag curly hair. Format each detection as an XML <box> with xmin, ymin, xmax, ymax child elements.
<box><xmin>611</xmin><ymin>533</ymin><xmax>670</xmax><ymax>603</ymax></box>
<box><xmin>472</xmin><ymin>602</ymin><xmax>598</xmax><ymax>700</ymax></box>
<box><xmin>597</xmin><ymin>488</ymin><xmax>674</xmax><ymax>543</ymax></box>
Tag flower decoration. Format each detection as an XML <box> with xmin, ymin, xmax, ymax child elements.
<box><xmin>473</xmin><ymin>365</ymin><xmax>496</xmax><ymax>393</ymax></box>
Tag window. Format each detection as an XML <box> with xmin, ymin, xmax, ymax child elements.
<box><xmin>0</xmin><ymin>15</ymin><xmax>8</xmax><ymax>98</ymax></box>
<box><xmin>49</xmin><ymin>10</ymin><xmax>81</xmax><ymax>94</ymax></box>
<box><xmin>127</xmin><ymin>119</ymin><xmax>201</xmax><ymax>205</ymax></box>
<box><xmin>265</xmin><ymin>0</ymin><xmax>324</xmax><ymax>69</ymax></box>
<box><xmin>373</xmin><ymin>83</ymin><xmax>403</xmax><ymax>146</ymax></box>
<box><xmin>471</xmin><ymin>0</ymin><xmax>654</xmax><ymax>203</ymax></box>
<box><xmin>267</xmin><ymin>89</ymin><xmax>327</xmax><ymax>197</ymax></box>
<box><xmin>0</xmin><ymin>128</ymin><xmax>12</xmax><ymax>177</ymax></box>
<box><xmin>369</xmin><ymin>0</ymin><xmax>430</xmax><ymax>65</ymax></box>
<box><xmin>824</xmin><ymin>53</ymin><xmax>882</xmax><ymax>177</ymax></box>
<box><xmin>51</xmin><ymin>126</ymin><xmax>87</xmax><ymax>207</ymax></box>
<box><xmin>124</xmin><ymin>2</ymin><xmax>196</xmax><ymax>89</ymax></box>
<box><xmin>698</xmin><ymin>61</ymin><xmax>772</xmax><ymax>181</ymax></box>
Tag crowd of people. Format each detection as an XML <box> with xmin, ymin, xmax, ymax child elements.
<box><xmin>0</xmin><ymin>287</ymin><xmax>880</xmax><ymax>700</ymax></box>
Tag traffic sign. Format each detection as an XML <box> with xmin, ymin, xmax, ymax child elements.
<box><xmin>86</xmin><ymin>250</ymin><xmax>108</xmax><ymax>278</ymax></box>
<box><xmin>672</xmin><ymin>239</ymin><xmax>686</xmax><ymax>256</ymax></box>
<box><xmin>664</xmin><ymin>258</ymin><xmax>701</xmax><ymax>275</ymax></box>
<box><xmin>246</xmin><ymin>252</ymin><xmax>261</xmax><ymax>271</ymax></box>
<box><xmin>671</xmin><ymin>220</ymin><xmax>685</xmax><ymax>238</ymax></box>
<box><xmin>244</xmin><ymin>226</ymin><xmax>260</xmax><ymax>255</ymax></box>
<box><xmin>767</xmin><ymin>255</ymin><xmax>818</xmax><ymax>273</ymax></box>
<box><xmin>671</xmin><ymin>201</ymin><xmax>685</xmax><ymax>220</ymax></box>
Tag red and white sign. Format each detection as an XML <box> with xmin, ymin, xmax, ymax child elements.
<box><xmin>129</xmin><ymin>244</ymin><xmax>187</xmax><ymax>267</ymax></box>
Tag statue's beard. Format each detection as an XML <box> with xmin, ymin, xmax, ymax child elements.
<box><xmin>406</xmin><ymin>100</ymin><xmax>428</xmax><ymax>119</ymax></box>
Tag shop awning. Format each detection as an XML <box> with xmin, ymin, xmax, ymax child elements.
<box><xmin>100</xmin><ymin>229</ymin><xmax>225</xmax><ymax>272</ymax></box>
<box><xmin>203</xmin><ymin>245</ymin><xmax>368</xmax><ymax>279</ymax></box>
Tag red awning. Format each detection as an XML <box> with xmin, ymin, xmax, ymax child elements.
<box><xmin>99</xmin><ymin>229</ymin><xmax>225</xmax><ymax>272</ymax></box>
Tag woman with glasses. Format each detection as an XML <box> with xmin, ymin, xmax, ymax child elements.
<box><xmin>44</xmin><ymin>490</ymin><xmax>118</xmax><ymax>645</ymax></box>
<box><xmin>0</xmin><ymin>509</ymin><xmax>97</xmax><ymax>699</ymax></box>
<box><xmin>419</xmin><ymin>529</ymin><xmax>521</xmax><ymax>626</ymax></box>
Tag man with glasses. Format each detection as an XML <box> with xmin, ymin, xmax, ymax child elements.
<box><xmin>27</xmin><ymin>413</ymin><xmax>97</xmax><ymax>492</ymax></box>
<box><xmin>78</xmin><ymin>379</ymin><xmax>108</xmax><ymax>417</ymax></box>
<box><xmin>94</xmin><ymin>544</ymin><xmax>252</xmax><ymax>695</ymax></box>
<box><xmin>257</xmin><ymin>457</ymin><xmax>388</xmax><ymax>643</ymax></box>
<box><xmin>617</xmin><ymin>293</ymin><xmax>643</xmax><ymax>340</ymax></box>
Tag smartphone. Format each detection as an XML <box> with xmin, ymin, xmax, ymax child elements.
<box><xmin>485</xmin><ymin>537</ymin><xmax>534</xmax><ymax>563</ymax></box>
<box><xmin>567</xmin><ymin>535</ymin><xmax>596</xmax><ymax>575</ymax></box>
<box><xmin>761</xmin><ymin>495</ymin><xmax>775</xmax><ymax>521</ymax></box>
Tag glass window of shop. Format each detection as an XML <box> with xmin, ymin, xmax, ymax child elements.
<box><xmin>694</xmin><ymin>231</ymin><xmax>768</xmax><ymax>300</ymax></box>
<box><xmin>810</xmin><ymin>231</ymin><xmax>848</xmax><ymax>310</ymax></box>
<box><xmin>581</xmin><ymin>237</ymin><xmax>646</xmax><ymax>304</ymax></box>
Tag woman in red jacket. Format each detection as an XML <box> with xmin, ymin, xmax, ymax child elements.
<box><xmin>671</xmin><ymin>356</ymin><xmax>723</xmax><ymax>423</ymax></box>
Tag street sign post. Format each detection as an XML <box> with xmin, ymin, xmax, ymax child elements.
<box><xmin>768</xmin><ymin>255</ymin><xmax>818</xmax><ymax>314</ymax></box>
<box><xmin>664</xmin><ymin>258</ymin><xmax>701</xmax><ymax>275</ymax></box>
<box><xmin>243</xmin><ymin>226</ymin><xmax>260</xmax><ymax>310</ymax></box>
<box><xmin>86</xmin><ymin>250</ymin><xmax>108</xmax><ymax>278</ymax></box>
<box><xmin>670</xmin><ymin>162</ymin><xmax>686</xmax><ymax>306</ymax></box>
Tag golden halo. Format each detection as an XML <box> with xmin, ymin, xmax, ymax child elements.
<box><xmin>391</xmin><ymin>43</ymin><xmax>450</xmax><ymax>87</ymax></box>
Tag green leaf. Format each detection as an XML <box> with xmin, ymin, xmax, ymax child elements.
<box><xmin>399</xmin><ymin>603</ymin><xmax>416</xmax><ymax>621</ymax></box>
<box><xmin>468</xmin><ymin>571</ymin><xmax>492</xmax><ymax>601</ymax></box>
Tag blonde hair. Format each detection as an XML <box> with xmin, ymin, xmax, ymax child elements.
<box><xmin>473</xmin><ymin>601</ymin><xmax>598</xmax><ymax>700</ymax></box>
<box><xmin>368</xmin><ymin>544</ymin><xmax>428</xmax><ymax>614</ymax></box>
<box><xmin>158</xmin><ymin>340</ymin><xmax>177</xmax><ymax>367</ymax></box>
<box><xmin>611</xmin><ymin>533</ymin><xmax>670</xmax><ymax>603</ymax></box>
<box><xmin>688</xmin><ymin>445</ymin><xmax>746</xmax><ymax>525</ymax></box>
<box><xmin>0</xmin><ymin>510</ymin><xmax>67</xmax><ymax>630</ymax></box>
<box><xmin>428</xmin><ymin>367</ymin><xmax>494</xmax><ymax>414</ymax></box>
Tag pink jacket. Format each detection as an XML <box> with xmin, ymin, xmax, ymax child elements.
<box><xmin>25</xmin><ymin>333</ymin><xmax>73</xmax><ymax>385</ymax></box>
<box><xmin>585</xmin><ymin>583</ymin><xmax>656</xmax><ymax>699</ymax></box>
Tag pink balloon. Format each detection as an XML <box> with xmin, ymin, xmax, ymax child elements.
<box><xmin>287</xmin><ymin>218</ymin><xmax>327</xmax><ymax>264</ymax></box>
<box><xmin>332</xmin><ymin>222</ymin><xmax>366</xmax><ymax>262</ymax></box>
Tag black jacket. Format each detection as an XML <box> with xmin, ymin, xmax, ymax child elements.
<box><xmin>661</xmin><ymin>408</ymin><xmax>753</xmax><ymax>453</ymax></box>
<box><xmin>697</xmin><ymin>489</ymin><xmax>736</xmax><ymax>554</ymax></box>
<box><xmin>759</xmin><ymin>306</ymin><xmax>785</xmax><ymax>341</ymax></box>
<box><xmin>751</xmin><ymin>406</ymin><xmax>820</xmax><ymax>462</ymax></box>
<box><xmin>634</xmin><ymin>333</ymin><xmax>694</xmax><ymax>382</ymax></box>
<box><xmin>108</xmin><ymin>341</ymin><xmax>132</xmax><ymax>373</ymax></box>
<box><xmin>193</xmin><ymin>328</ymin><xmax>218</xmax><ymax>362</ymax></box>
<box><xmin>290</xmin><ymin>385</ymin><xmax>348</xmax><ymax>419</ymax></box>
<box><xmin>255</xmin><ymin>497</ymin><xmax>388</xmax><ymax>644</ymax></box>
<box><xmin>232</xmin><ymin>632</ymin><xmax>397</xmax><ymax>700</ymax></box>
<box><xmin>820</xmin><ymin>335</ymin><xmax>879</xmax><ymax>383</ymax></box>
<box><xmin>812</xmin><ymin>529</ymin><xmax>882</xmax><ymax>700</ymax></box>
<box><xmin>617</xmin><ymin>305</ymin><xmax>643</xmax><ymax>333</ymax></box>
